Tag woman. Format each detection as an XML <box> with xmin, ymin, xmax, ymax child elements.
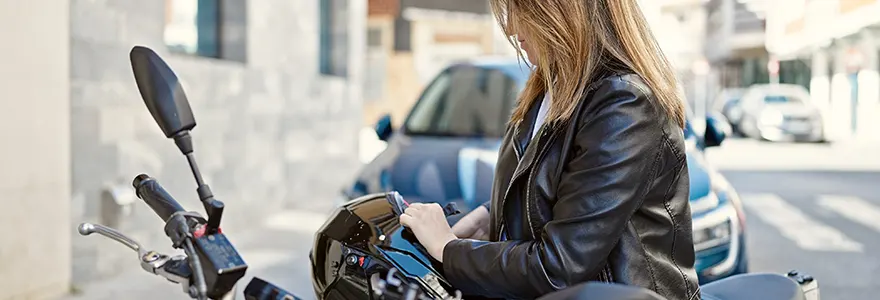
<box><xmin>398</xmin><ymin>0</ymin><xmax>700</xmax><ymax>299</ymax></box>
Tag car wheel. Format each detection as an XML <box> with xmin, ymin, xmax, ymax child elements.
<box><xmin>740</xmin><ymin>116</ymin><xmax>756</xmax><ymax>140</ymax></box>
<box><xmin>730</xmin><ymin>123</ymin><xmax>743</xmax><ymax>137</ymax></box>
<box><xmin>813</xmin><ymin>128</ymin><xmax>829</xmax><ymax>144</ymax></box>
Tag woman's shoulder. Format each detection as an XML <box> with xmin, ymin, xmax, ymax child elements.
<box><xmin>587</xmin><ymin>72</ymin><xmax>654</xmax><ymax>100</ymax></box>
<box><xmin>569</xmin><ymin>71</ymin><xmax>679</xmax><ymax>143</ymax></box>
<box><xmin>576</xmin><ymin>72</ymin><xmax>660</xmax><ymax>122</ymax></box>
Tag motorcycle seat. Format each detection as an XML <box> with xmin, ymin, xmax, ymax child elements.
<box><xmin>700</xmin><ymin>273</ymin><xmax>805</xmax><ymax>300</ymax></box>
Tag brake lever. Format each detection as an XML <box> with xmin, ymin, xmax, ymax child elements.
<box><xmin>78</xmin><ymin>223</ymin><xmax>146</xmax><ymax>257</ymax></box>
<box><xmin>78</xmin><ymin>223</ymin><xmax>200</xmax><ymax>296</ymax></box>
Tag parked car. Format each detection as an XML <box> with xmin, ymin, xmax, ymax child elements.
<box><xmin>342</xmin><ymin>58</ymin><xmax>749</xmax><ymax>284</ymax></box>
<box><xmin>712</xmin><ymin>88</ymin><xmax>746</xmax><ymax>134</ymax></box>
<box><xmin>736</xmin><ymin>84</ymin><xmax>825</xmax><ymax>142</ymax></box>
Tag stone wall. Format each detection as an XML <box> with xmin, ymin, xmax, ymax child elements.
<box><xmin>0</xmin><ymin>0</ymin><xmax>72</xmax><ymax>298</ymax></box>
<box><xmin>69</xmin><ymin>0</ymin><xmax>364</xmax><ymax>283</ymax></box>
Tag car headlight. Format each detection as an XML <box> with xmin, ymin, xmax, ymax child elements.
<box><xmin>691</xmin><ymin>191</ymin><xmax>736</xmax><ymax>251</ymax></box>
<box><xmin>693</xmin><ymin>218</ymin><xmax>732</xmax><ymax>252</ymax></box>
<box><xmin>690</xmin><ymin>192</ymin><xmax>720</xmax><ymax>215</ymax></box>
<box><xmin>759</xmin><ymin>109</ymin><xmax>784</xmax><ymax>126</ymax></box>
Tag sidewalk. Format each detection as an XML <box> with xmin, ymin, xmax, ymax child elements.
<box><xmin>705</xmin><ymin>138</ymin><xmax>880</xmax><ymax>172</ymax></box>
<box><xmin>64</xmin><ymin>210</ymin><xmax>329</xmax><ymax>300</ymax></box>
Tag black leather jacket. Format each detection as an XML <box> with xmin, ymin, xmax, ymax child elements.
<box><xmin>442</xmin><ymin>74</ymin><xmax>700</xmax><ymax>300</ymax></box>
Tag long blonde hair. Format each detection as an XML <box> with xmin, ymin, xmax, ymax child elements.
<box><xmin>490</xmin><ymin>0</ymin><xmax>685</xmax><ymax>128</ymax></box>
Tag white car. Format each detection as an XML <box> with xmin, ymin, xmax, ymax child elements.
<box><xmin>736</xmin><ymin>84</ymin><xmax>825</xmax><ymax>142</ymax></box>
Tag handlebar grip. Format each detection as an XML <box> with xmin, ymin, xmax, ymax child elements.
<box><xmin>133</xmin><ymin>174</ymin><xmax>185</xmax><ymax>222</ymax></box>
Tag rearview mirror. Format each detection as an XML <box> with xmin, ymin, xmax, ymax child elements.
<box><xmin>375</xmin><ymin>114</ymin><xmax>393</xmax><ymax>141</ymax></box>
<box><xmin>130</xmin><ymin>46</ymin><xmax>196</xmax><ymax>138</ymax></box>
<box><xmin>705</xmin><ymin>114</ymin><xmax>731</xmax><ymax>148</ymax></box>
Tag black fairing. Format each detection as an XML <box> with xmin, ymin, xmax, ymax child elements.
<box><xmin>310</xmin><ymin>193</ymin><xmax>455</xmax><ymax>300</ymax></box>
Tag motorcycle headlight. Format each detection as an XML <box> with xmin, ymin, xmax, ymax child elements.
<box><xmin>759</xmin><ymin>109</ymin><xmax>784</xmax><ymax>126</ymax></box>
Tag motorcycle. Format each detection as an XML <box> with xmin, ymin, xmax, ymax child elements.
<box><xmin>78</xmin><ymin>45</ymin><xmax>820</xmax><ymax>300</ymax></box>
<box><xmin>311</xmin><ymin>192</ymin><xmax>820</xmax><ymax>300</ymax></box>
<box><xmin>77</xmin><ymin>46</ymin><xmax>300</xmax><ymax>300</ymax></box>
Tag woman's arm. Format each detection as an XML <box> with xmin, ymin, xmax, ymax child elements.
<box><xmin>442</xmin><ymin>79</ymin><xmax>667</xmax><ymax>299</ymax></box>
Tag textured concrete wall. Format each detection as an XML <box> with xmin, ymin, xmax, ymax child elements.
<box><xmin>0</xmin><ymin>0</ymin><xmax>72</xmax><ymax>299</ymax></box>
<box><xmin>69</xmin><ymin>0</ymin><xmax>364</xmax><ymax>284</ymax></box>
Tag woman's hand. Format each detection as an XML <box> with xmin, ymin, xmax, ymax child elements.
<box><xmin>451</xmin><ymin>206</ymin><xmax>490</xmax><ymax>240</ymax></box>
<box><xmin>399</xmin><ymin>203</ymin><xmax>458</xmax><ymax>262</ymax></box>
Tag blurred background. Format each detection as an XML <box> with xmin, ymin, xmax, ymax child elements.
<box><xmin>0</xmin><ymin>0</ymin><xmax>878</xmax><ymax>299</ymax></box>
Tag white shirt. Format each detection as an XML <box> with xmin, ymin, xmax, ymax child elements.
<box><xmin>532</xmin><ymin>93</ymin><xmax>551</xmax><ymax>140</ymax></box>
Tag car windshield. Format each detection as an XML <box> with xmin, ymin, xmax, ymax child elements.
<box><xmin>403</xmin><ymin>62</ymin><xmax>699</xmax><ymax>139</ymax></box>
<box><xmin>403</xmin><ymin>64</ymin><xmax>526</xmax><ymax>138</ymax></box>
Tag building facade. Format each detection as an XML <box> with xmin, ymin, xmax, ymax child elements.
<box><xmin>0</xmin><ymin>0</ymin><xmax>72</xmax><ymax>298</ymax></box>
<box><xmin>651</xmin><ymin>0</ymin><xmax>711</xmax><ymax>117</ymax></box>
<box><xmin>766</xmin><ymin>0</ymin><xmax>880</xmax><ymax>141</ymax></box>
<box><xmin>1</xmin><ymin>0</ymin><xmax>366</xmax><ymax>298</ymax></box>
<box><xmin>704</xmin><ymin>0</ymin><xmax>772</xmax><ymax>93</ymax></box>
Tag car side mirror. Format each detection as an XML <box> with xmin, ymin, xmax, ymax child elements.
<box><xmin>375</xmin><ymin>114</ymin><xmax>393</xmax><ymax>141</ymax></box>
<box><xmin>705</xmin><ymin>114</ymin><xmax>731</xmax><ymax>148</ymax></box>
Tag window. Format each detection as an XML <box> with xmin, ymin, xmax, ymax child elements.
<box><xmin>320</xmin><ymin>0</ymin><xmax>350</xmax><ymax>77</ymax></box>
<box><xmin>367</xmin><ymin>28</ymin><xmax>383</xmax><ymax>49</ymax></box>
<box><xmin>164</xmin><ymin>0</ymin><xmax>247</xmax><ymax>62</ymax></box>
<box><xmin>403</xmin><ymin>66</ymin><xmax>521</xmax><ymax>138</ymax></box>
<box><xmin>165</xmin><ymin>0</ymin><xmax>220</xmax><ymax>57</ymax></box>
<box><xmin>779</xmin><ymin>59</ymin><xmax>812</xmax><ymax>91</ymax></box>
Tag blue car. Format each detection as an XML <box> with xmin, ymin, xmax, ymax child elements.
<box><xmin>342</xmin><ymin>58</ymin><xmax>749</xmax><ymax>283</ymax></box>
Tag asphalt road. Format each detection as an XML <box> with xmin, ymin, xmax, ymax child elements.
<box><xmin>706</xmin><ymin>138</ymin><xmax>880</xmax><ymax>300</ymax></box>
<box><xmin>69</xmin><ymin>138</ymin><xmax>880</xmax><ymax>300</ymax></box>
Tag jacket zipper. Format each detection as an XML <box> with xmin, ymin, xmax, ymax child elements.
<box><xmin>524</xmin><ymin>130</ymin><xmax>543</xmax><ymax>239</ymax></box>
<box><xmin>524</xmin><ymin>128</ymin><xmax>565</xmax><ymax>290</ymax></box>
<box><xmin>525</xmin><ymin>127</ymin><xmax>555</xmax><ymax>239</ymax></box>
<box><xmin>599</xmin><ymin>262</ymin><xmax>614</xmax><ymax>283</ymax></box>
<box><xmin>498</xmin><ymin>124</ymin><xmax>523</xmax><ymax>241</ymax></box>
<box><xmin>525</xmin><ymin>171</ymin><xmax>536</xmax><ymax>239</ymax></box>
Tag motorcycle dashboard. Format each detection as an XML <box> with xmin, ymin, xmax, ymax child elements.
<box><xmin>313</xmin><ymin>192</ymin><xmax>455</xmax><ymax>298</ymax></box>
<box><xmin>376</xmin><ymin>247</ymin><xmax>453</xmax><ymax>299</ymax></box>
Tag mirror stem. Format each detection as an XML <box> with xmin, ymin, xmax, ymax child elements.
<box><xmin>173</xmin><ymin>131</ymin><xmax>224</xmax><ymax>233</ymax></box>
<box><xmin>186</xmin><ymin>153</ymin><xmax>206</xmax><ymax>187</ymax></box>
<box><xmin>173</xmin><ymin>131</ymin><xmax>195</xmax><ymax>155</ymax></box>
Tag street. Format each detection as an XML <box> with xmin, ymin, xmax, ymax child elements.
<box><xmin>68</xmin><ymin>138</ymin><xmax>880</xmax><ymax>300</ymax></box>
<box><xmin>706</xmin><ymin>138</ymin><xmax>880</xmax><ymax>300</ymax></box>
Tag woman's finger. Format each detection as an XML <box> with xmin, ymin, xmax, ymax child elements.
<box><xmin>452</xmin><ymin>226</ymin><xmax>473</xmax><ymax>238</ymax></box>
<box><xmin>407</xmin><ymin>203</ymin><xmax>425</xmax><ymax>211</ymax></box>
<box><xmin>452</xmin><ymin>219</ymin><xmax>477</xmax><ymax>238</ymax></box>
<box><xmin>427</xmin><ymin>203</ymin><xmax>443</xmax><ymax>212</ymax></box>
<box><xmin>473</xmin><ymin>227</ymin><xmax>488</xmax><ymax>240</ymax></box>
<box><xmin>403</xmin><ymin>205</ymin><xmax>423</xmax><ymax>217</ymax></box>
<box><xmin>399</xmin><ymin>213</ymin><xmax>415</xmax><ymax>227</ymax></box>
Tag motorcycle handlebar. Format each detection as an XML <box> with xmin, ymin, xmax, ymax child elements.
<box><xmin>133</xmin><ymin>174</ymin><xmax>185</xmax><ymax>222</ymax></box>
